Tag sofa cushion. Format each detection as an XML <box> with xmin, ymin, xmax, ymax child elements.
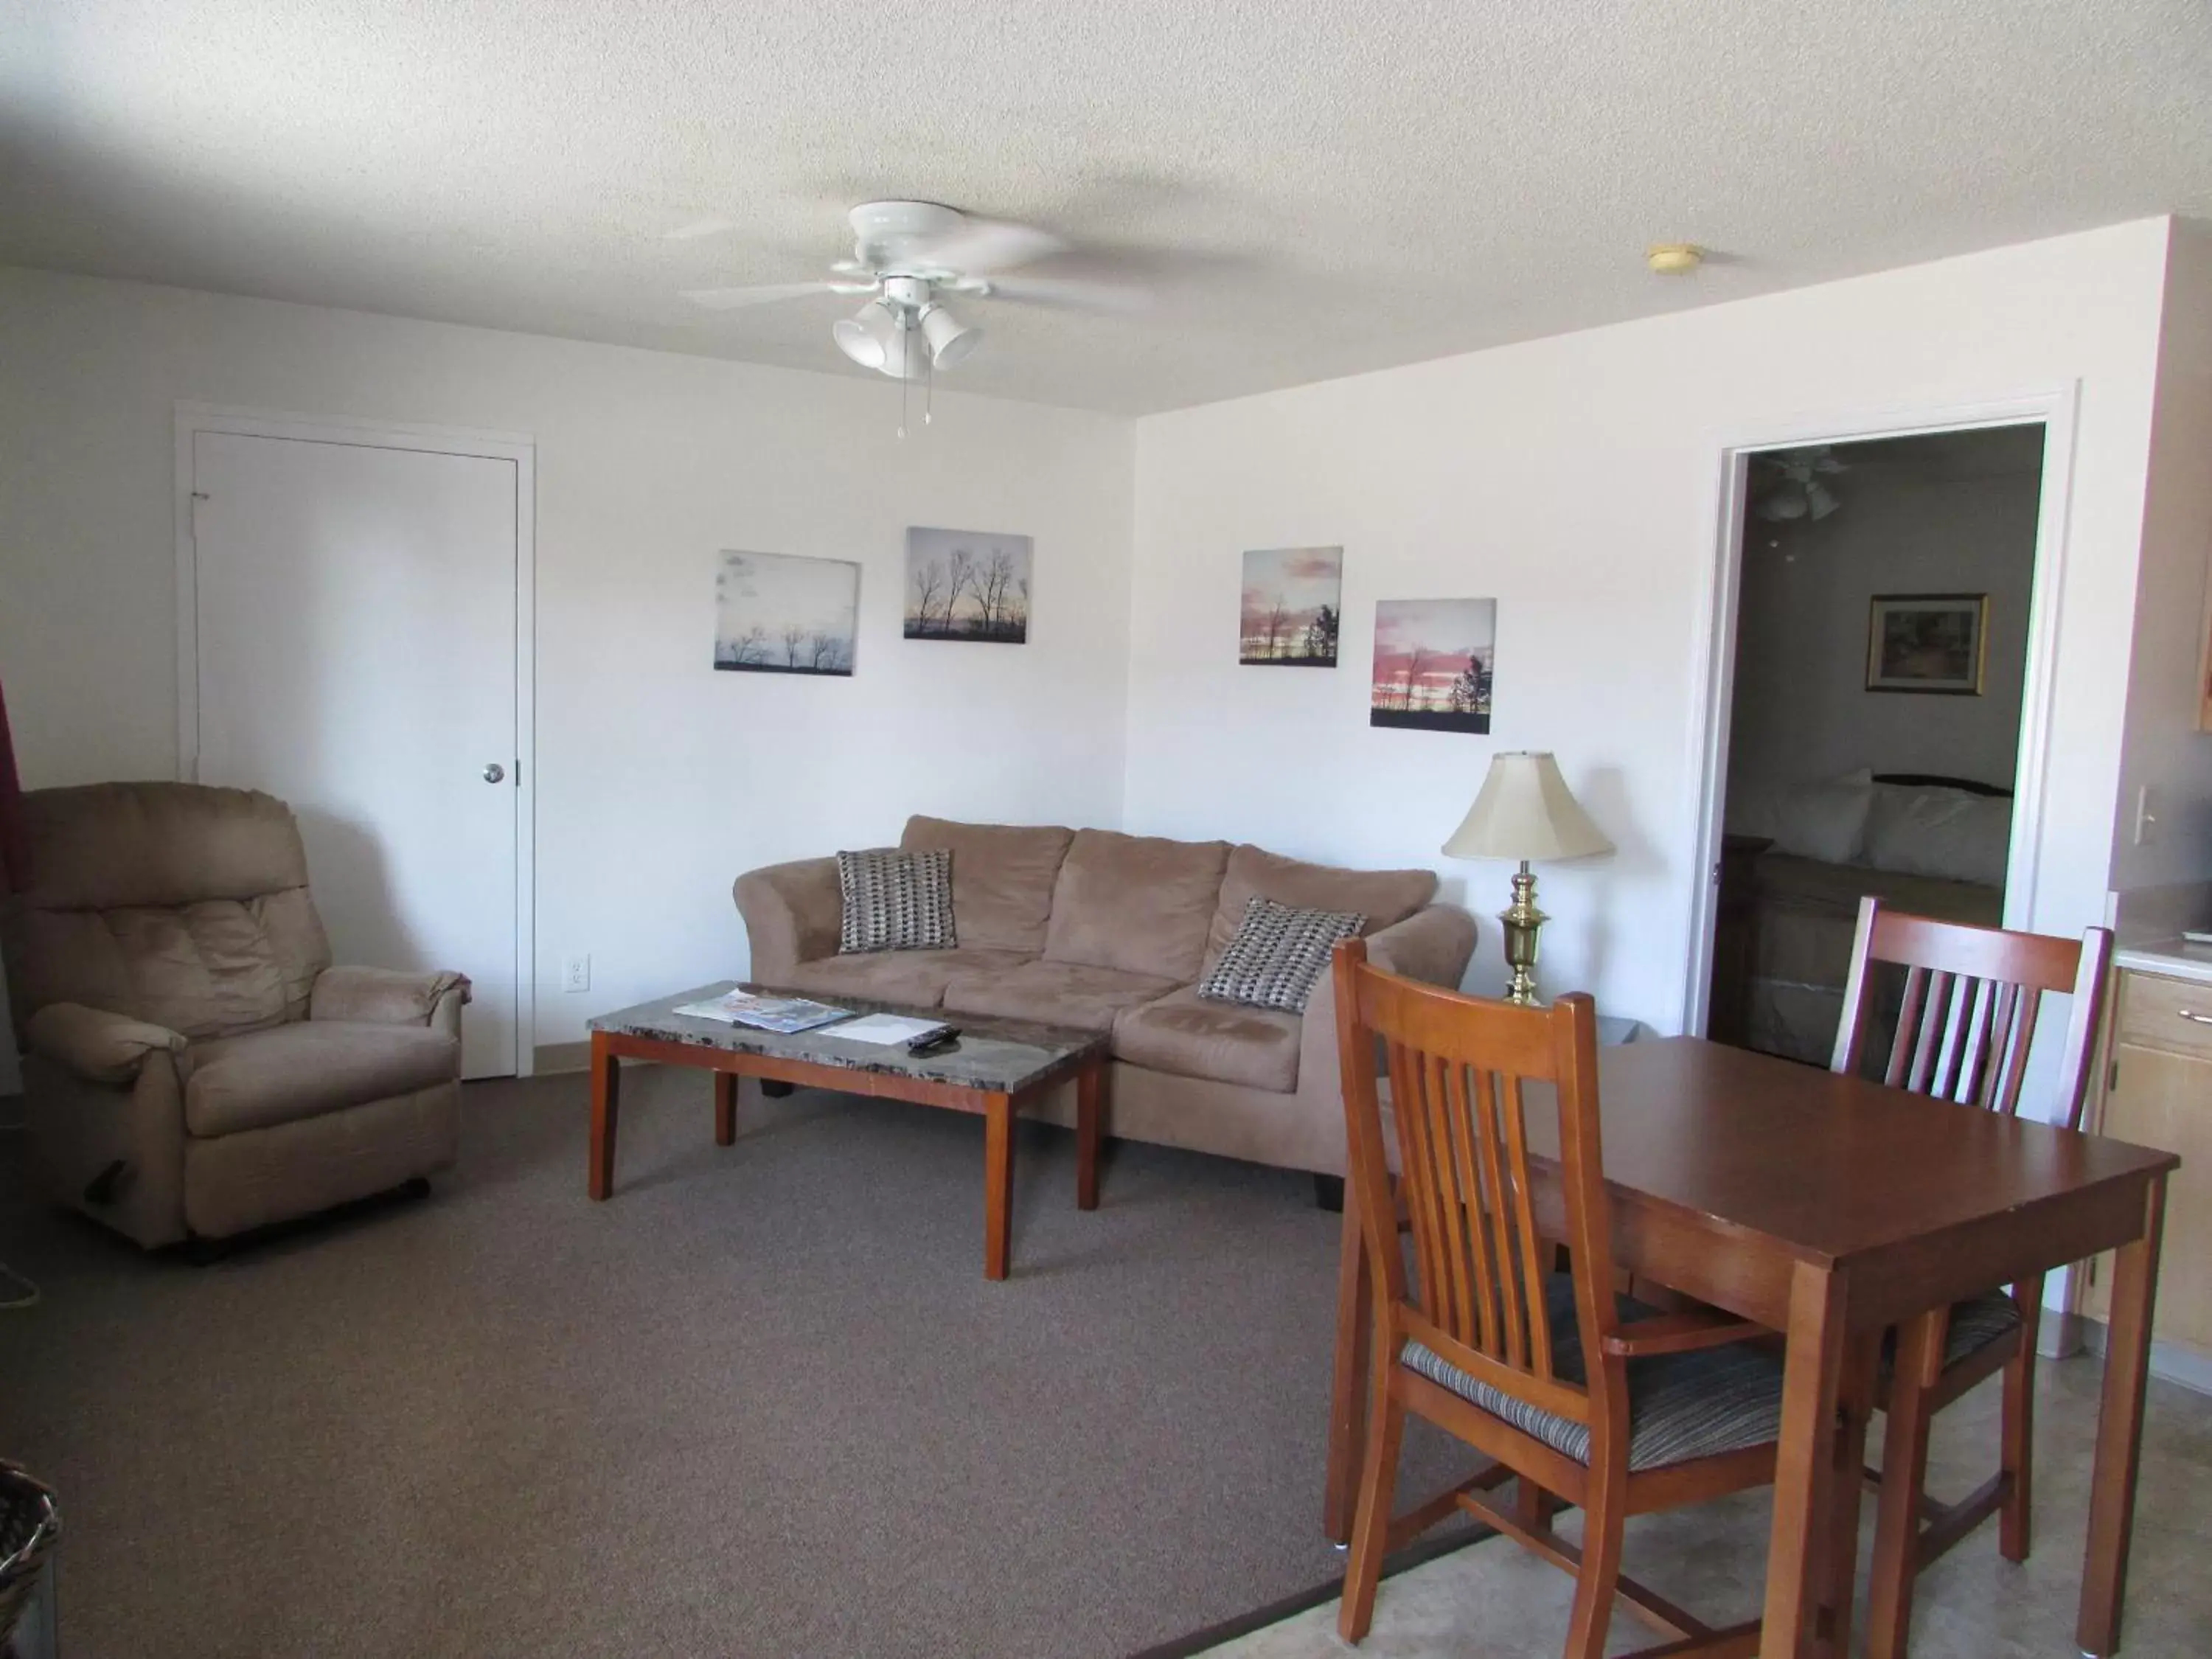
<box><xmin>943</xmin><ymin>959</ymin><xmax>1181</xmax><ymax>1034</ymax></box>
<box><xmin>1203</xmin><ymin>845</ymin><xmax>1436</xmax><ymax>973</ymax></box>
<box><xmin>181</xmin><ymin>1020</ymin><xmax>459</xmax><ymax>1138</ymax></box>
<box><xmin>782</xmin><ymin>947</ymin><xmax>1035</xmax><ymax>1008</ymax></box>
<box><xmin>1113</xmin><ymin>985</ymin><xmax>1301</xmax><ymax>1093</ymax></box>
<box><xmin>835</xmin><ymin>848</ymin><xmax>956</xmax><ymax>953</ymax></box>
<box><xmin>1042</xmin><ymin>830</ymin><xmax>1231</xmax><ymax>981</ymax></box>
<box><xmin>900</xmin><ymin>818</ymin><xmax>1076</xmax><ymax>953</ymax></box>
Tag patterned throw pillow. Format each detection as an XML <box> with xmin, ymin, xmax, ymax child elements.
<box><xmin>836</xmin><ymin>849</ymin><xmax>957</xmax><ymax>953</ymax></box>
<box><xmin>1197</xmin><ymin>895</ymin><xmax>1365</xmax><ymax>1013</ymax></box>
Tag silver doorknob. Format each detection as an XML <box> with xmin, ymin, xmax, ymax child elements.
<box><xmin>482</xmin><ymin>763</ymin><xmax>506</xmax><ymax>784</ymax></box>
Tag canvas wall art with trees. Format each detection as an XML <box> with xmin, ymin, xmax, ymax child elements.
<box><xmin>1370</xmin><ymin>598</ymin><xmax>1495</xmax><ymax>733</ymax></box>
<box><xmin>904</xmin><ymin>526</ymin><xmax>1033</xmax><ymax>644</ymax></box>
<box><xmin>713</xmin><ymin>550</ymin><xmax>860</xmax><ymax>676</ymax></box>
<box><xmin>1239</xmin><ymin>546</ymin><xmax>1342</xmax><ymax>666</ymax></box>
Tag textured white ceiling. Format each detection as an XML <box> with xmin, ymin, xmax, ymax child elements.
<box><xmin>4</xmin><ymin>2</ymin><xmax>2210</xmax><ymax>414</ymax></box>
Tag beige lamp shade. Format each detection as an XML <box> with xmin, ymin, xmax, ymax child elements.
<box><xmin>1442</xmin><ymin>751</ymin><xmax>1615</xmax><ymax>863</ymax></box>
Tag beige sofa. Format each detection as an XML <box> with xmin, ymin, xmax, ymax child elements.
<box><xmin>734</xmin><ymin>817</ymin><xmax>1477</xmax><ymax>1177</ymax></box>
<box><xmin>1</xmin><ymin>782</ymin><xmax>468</xmax><ymax>1248</ymax></box>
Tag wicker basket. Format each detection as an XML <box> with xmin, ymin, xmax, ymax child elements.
<box><xmin>0</xmin><ymin>1463</ymin><xmax>58</xmax><ymax>1653</ymax></box>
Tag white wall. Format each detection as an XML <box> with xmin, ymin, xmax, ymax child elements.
<box><xmin>1728</xmin><ymin>461</ymin><xmax>2040</xmax><ymax>796</ymax></box>
<box><xmin>0</xmin><ymin>268</ymin><xmax>1135</xmax><ymax>1048</ymax></box>
<box><xmin>1125</xmin><ymin>220</ymin><xmax>2177</xmax><ymax>1033</ymax></box>
<box><xmin>2113</xmin><ymin>218</ymin><xmax>2212</xmax><ymax>891</ymax></box>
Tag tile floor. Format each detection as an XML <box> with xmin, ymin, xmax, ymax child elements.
<box><xmin>1204</xmin><ymin>1357</ymin><xmax>2212</xmax><ymax>1657</ymax></box>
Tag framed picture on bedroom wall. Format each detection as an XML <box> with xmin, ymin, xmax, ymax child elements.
<box><xmin>1865</xmin><ymin>593</ymin><xmax>1987</xmax><ymax>695</ymax></box>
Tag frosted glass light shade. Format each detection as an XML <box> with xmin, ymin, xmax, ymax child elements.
<box><xmin>920</xmin><ymin>303</ymin><xmax>981</xmax><ymax>367</ymax></box>
<box><xmin>1442</xmin><ymin>751</ymin><xmax>1614</xmax><ymax>863</ymax></box>
<box><xmin>832</xmin><ymin>301</ymin><xmax>897</xmax><ymax>370</ymax></box>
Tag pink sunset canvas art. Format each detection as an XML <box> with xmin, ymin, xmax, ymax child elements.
<box><xmin>1370</xmin><ymin>597</ymin><xmax>1494</xmax><ymax>733</ymax></box>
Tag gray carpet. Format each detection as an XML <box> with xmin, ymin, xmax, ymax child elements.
<box><xmin>0</xmin><ymin>1066</ymin><xmax>1475</xmax><ymax>1659</ymax></box>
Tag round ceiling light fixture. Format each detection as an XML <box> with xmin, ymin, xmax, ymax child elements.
<box><xmin>1646</xmin><ymin>243</ymin><xmax>1704</xmax><ymax>275</ymax></box>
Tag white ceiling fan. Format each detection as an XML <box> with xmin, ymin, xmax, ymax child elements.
<box><xmin>1754</xmin><ymin>445</ymin><xmax>1848</xmax><ymax>522</ymax></box>
<box><xmin>681</xmin><ymin>201</ymin><xmax>1143</xmax><ymax>380</ymax></box>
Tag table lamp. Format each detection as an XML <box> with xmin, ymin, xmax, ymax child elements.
<box><xmin>1442</xmin><ymin>751</ymin><xmax>1614</xmax><ymax>1005</ymax></box>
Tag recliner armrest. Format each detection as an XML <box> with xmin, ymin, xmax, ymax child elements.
<box><xmin>734</xmin><ymin>856</ymin><xmax>845</xmax><ymax>983</ymax></box>
<box><xmin>310</xmin><ymin>966</ymin><xmax>471</xmax><ymax>1027</ymax></box>
<box><xmin>24</xmin><ymin>1002</ymin><xmax>187</xmax><ymax>1084</ymax></box>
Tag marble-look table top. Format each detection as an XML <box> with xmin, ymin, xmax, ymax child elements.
<box><xmin>588</xmin><ymin>981</ymin><xmax>1106</xmax><ymax>1096</ymax></box>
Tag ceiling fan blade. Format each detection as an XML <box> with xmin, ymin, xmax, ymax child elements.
<box><xmin>681</xmin><ymin>282</ymin><xmax>841</xmax><ymax>310</ymax></box>
<box><xmin>915</xmin><ymin>217</ymin><xmax>1066</xmax><ymax>274</ymax></box>
<box><xmin>986</xmin><ymin>274</ymin><xmax>1150</xmax><ymax>315</ymax></box>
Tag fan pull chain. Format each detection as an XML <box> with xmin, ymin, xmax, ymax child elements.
<box><xmin>925</xmin><ymin>334</ymin><xmax>934</xmax><ymax>425</ymax></box>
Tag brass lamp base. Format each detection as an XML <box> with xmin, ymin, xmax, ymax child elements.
<box><xmin>1497</xmin><ymin>859</ymin><xmax>1548</xmax><ymax>1006</ymax></box>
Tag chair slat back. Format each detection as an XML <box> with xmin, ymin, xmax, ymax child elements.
<box><xmin>1832</xmin><ymin>897</ymin><xmax>2113</xmax><ymax>1127</ymax></box>
<box><xmin>1335</xmin><ymin>938</ymin><xmax>1615</xmax><ymax>1425</ymax></box>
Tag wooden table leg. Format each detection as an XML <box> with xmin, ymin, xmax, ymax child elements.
<box><xmin>1865</xmin><ymin>1309</ymin><xmax>1944</xmax><ymax>1659</ymax></box>
<box><xmin>1763</xmin><ymin>1259</ymin><xmax>1849</xmax><ymax>1658</ymax></box>
<box><xmin>714</xmin><ymin>1071</ymin><xmax>739</xmax><ymax>1147</ymax></box>
<box><xmin>1076</xmin><ymin>1061</ymin><xmax>1104</xmax><ymax>1212</ymax></box>
<box><xmin>1324</xmin><ymin>1178</ymin><xmax>1371</xmax><ymax>1545</ymax></box>
<box><xmin>1816</xmin><ymin>1332</ymin><xmax>1879</xmax><ymax>1659</ymax></box>
<box><xmin>588</xmin><ymin>1032</ymin><xmax>621</xmax><ymax>1200</ymax></box>
<box><xmin>984</xmin><ymin>1091</ymin><xmax>1015</xmax><ymax>1281</ymax></box>
<box><xmin>2079</xmin><ymin>1174</ymin><xmax>2168</xmax><ymax>1658</ymax></box>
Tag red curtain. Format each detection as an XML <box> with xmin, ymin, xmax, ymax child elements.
<box><xmin>0</xmin><ymin>675</ymin><xmax>24</xmax><ymax>894</ymax></box>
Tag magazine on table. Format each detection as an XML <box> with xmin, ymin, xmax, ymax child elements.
<box><xmin>671</xmin><ymin>990</ymin><xmax>849</xmax><ymax>1034</ymax></box>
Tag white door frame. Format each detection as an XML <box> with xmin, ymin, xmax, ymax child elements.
<box><xmin>1677</xmin><ymin>386</ymin><xmax>2081</xmax><ymax>1036</ymax></box>
<box><xmin>173</xmin><ymin>402</ymin><xmax>538</xmax><ymax>1076</ymax></box>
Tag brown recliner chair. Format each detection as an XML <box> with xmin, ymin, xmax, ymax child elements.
<box><xmin>1</xmin><ymin>782</ymin><xmax>467</xmax><ymax>1248</ymax></box>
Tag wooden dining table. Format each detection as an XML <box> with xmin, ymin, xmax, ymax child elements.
<box><xmin>1321</xmin><ymin>1036</ymin><xmax>2177</xmax><ymax>1659</ymax></box>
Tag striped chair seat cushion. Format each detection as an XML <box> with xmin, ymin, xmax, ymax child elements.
<box><xmin>1879</xmin><ymin>1289</ymin><xmax>2024</xmax><ymax>1382</ymax></box>
<box><xmin>1399</xmin><ymin>1274</ymin><xmax>1785</xmax><ymax>1473</ymax></box>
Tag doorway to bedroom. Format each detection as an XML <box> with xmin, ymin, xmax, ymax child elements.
<box><xmin>1703</xmin><ymin>422</ymin><xmax>2047</xmax><ymax>1063</ymax></box>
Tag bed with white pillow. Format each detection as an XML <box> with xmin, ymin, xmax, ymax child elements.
<box><xmin>1721</xmin><ymin>769</ymin><xmax>2012</xmax><ymax>1064</ymax></box>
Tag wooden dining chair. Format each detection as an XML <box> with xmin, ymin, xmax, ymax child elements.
<box><xmin>1333</xmin><ymin>936</ymin><xmax>1789</xmax><ymax>1659</ymax></box>
<box><xmin>1831</xmin><ymin>896</ymin><xmax>2113</xmax><ymax>1659</ymax></box>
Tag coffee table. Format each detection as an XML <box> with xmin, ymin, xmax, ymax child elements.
<box><xmin>585</xmin><ymin>983</ymin><xmax>1110</xmax><ymax>1279</ymax></box>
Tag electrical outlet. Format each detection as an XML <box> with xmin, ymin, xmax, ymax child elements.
<box><xmin>561</xmin><ymin>953</ymin><xmax>591</xmax><ymax>994</ymax></box>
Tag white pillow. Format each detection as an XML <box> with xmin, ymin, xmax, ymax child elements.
<box><xmin>1728</xmin><ymin>770</ymin><xmax>1873</xmax><ymax>864</ymax></box>
<box><xmin>1863</xmin><ymin>785</ymin><xmax>2012</xmax><ymax>888</ymax></box>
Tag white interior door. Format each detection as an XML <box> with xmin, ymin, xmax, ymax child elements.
<box><xmin>189</xmin><ymin>428</ymin><xmax>522</xmax><ymax>1077</ymax></box>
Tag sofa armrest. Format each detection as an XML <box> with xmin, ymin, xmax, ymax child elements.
<box><xmin>24</xmin><ymin>1001</ymin><xmax>187</xmax><ymax>1085</ymax></box>
<box><xmin>1366</xmin><ymin>903</ymin><xmax>1480</xmax><ymax>991</ymax></box>
<box><xmin>1292</xmin><ymin>904</ymin><xmax>1479</xmax><ymax>1137</ymax></box>
<box><xmin>310</xmin><ymin>966</ymin><xmax>471</xmax><ymax>1027</ymax></box>
<box><xmin>733</xmin><ymin>856</ymin><xmax>844</xmax><ymax>983</ymax></box>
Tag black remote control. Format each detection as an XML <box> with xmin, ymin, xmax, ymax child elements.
<box><xmin>907</xmin><ymin>1027</ymin><xmax>961</xmax><ymax>1056</ymax></box>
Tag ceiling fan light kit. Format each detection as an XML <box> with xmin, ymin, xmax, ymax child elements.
<box><xmin>682</xmin><ymin>199</ymin><xmax>1138</xmax><ymax>397</ymax></box>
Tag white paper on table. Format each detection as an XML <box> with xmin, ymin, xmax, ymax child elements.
<box><xmin>826</xmin><ymin>1013</ymin><xmax>949</xmax><ymax>1046</ymax></box>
